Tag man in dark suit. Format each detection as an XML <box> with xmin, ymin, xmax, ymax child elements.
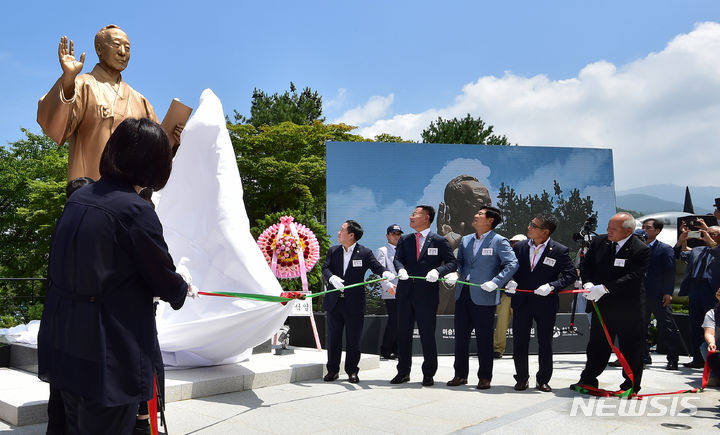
<box><xmin>322</xmin><ymin>219</ymin><xmax>394</xmax><ymax>383</ymax></box>
<box><xmin>391</xmin><ymin>205</ymin><xmax>457</xmax><ymax>386</ymax></box>
<box><xmin>506</xmin><ymin>213</ymin><xmax>577</xmax><ymax>392</ymax></box>
<box><xmin>675</xmin><ymin>221</ymin><xmax>720</xmax><ymax>368</ymax></box>
<box><xmin>640</xmin><ymin>218</ymin><xmax>683</xmax><ymax>370</ymax></box>
<box><xmin>571</xmin><ymin>212</ymin><xmax>650</xmax><ymax>393</ymax></box>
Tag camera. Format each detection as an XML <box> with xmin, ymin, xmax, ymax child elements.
<box><xmin>687</xmin><ymin>230</ymin><xmax>701</xmax><ymax>239</ymax></box>
<box><xmin>572</xmin><ymin>216</ymin><xmax>598</xmax><ymax>245</ymax></box>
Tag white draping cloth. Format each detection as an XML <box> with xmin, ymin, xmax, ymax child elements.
<box><xmin>154</xmin><ymin>89</ymin><xmax>292</xmax><ymax>368</ymax></box>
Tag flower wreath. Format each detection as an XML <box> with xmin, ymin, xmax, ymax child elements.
<box><xmin>257</xmin><ymin>215</ymin><xmax>320</xmax><ymax>280</ymax></box>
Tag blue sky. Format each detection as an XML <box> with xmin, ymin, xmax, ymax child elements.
<box><xmin>326</xmin><ymin>142</ymin><xmax>616</xmax><ymax>251</ymax></box>
<box><xmin>2</xmin><ymin>1</ymin><xmax>719</xmax><ymax>190</ymax></box>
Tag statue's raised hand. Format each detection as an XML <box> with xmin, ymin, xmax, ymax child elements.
<box><xmin>58</xmin><ymin>36</ymin><xmax>85</xmax><ymax>77</ymax></box>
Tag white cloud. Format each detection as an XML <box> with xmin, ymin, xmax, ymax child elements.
<box><xmin>327</xmin><ymin>185</ymin><xmax>412</xmax><ymax>250</ymax></box>
<box><xmin>355</xmin><ymin>22</ymin><xmax>720</xmax><ymax>190</ymax></box>
<box><xmin>417</xmin><ymin>158</ymin><xmax>494</xmax><ymax>208</ymax></box>
<box><xmin>324</xmin><ymin>88</ymin><xmax>347</xmax><ymax>111</ymax></box>
<box><xmin>333</xmin><ymin>93</ymin><xmax>395</xmax><ymax>126</ymax></box>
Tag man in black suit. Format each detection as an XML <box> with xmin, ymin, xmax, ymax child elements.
<box><xmin>571</xmin><ymin>213</ymin><xmax>650</xmax><ymax>393</ymax></box>
<box><xmin>322</xmin><ymin>220</ymin><xmax>395</xmax><ymax>383</ymax></box>
<box><xmin>640</xmin><ymin>218</ymin><xmax>683</xmax><ymax>370</ymax></box>
<box><xmin>506</xmin><ymin>213</ymin><xmax>577</xmax><ymax>392</ymax></box>
<box><xmin>391</xmin><ymin>205</ymin><xmax>457</xmax><ymax>386</ymax></box>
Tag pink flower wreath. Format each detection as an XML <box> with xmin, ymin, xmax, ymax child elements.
<box><xmin>257</xmin><ymin>216</ymin><xmax>320</xmax><ymax>279</ymax></box>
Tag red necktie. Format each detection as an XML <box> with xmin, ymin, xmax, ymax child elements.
<box><xmin>415</xmin><ymin>232</ymin><xmax>422</xmax><ymax>260</ymax></box>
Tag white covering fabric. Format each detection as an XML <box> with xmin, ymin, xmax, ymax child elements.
<box><xmin>0</xmin><ymin>320</ymin><xmax>40</xmax><ymax>344</ymax></box>
<box><xmin>154</xmin><ymin>89</ymin><xmax>292</xmax><ymax>368</ymax></box>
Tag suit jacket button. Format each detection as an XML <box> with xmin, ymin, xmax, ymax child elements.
<box><xmin>89</xmin><ymin>296</ymin><xmax>95</xmax><ymax>303</ymax></box>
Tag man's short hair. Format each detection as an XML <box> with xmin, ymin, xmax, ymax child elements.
<box><xmin>535</xmin><ymin>213</ymin><xmax>559</xmax><ymax>235</ymax></box>
<box><xmin>345</xmin><ymin>220</ymin><xmax>363</xmax><ymax>241</ymax></box>
<box><xmin>95</xmin><ymin>24</ymin><xmax>124</xmax><ymax>53</ymax></box>
<box><xmin>99</xmin><ymin>118</ymin><xmax>173</xmax><ymax>190</ymax></box>
<box><xmin>642</xmin><ymin>218</ymin><xmax>663</xmax><ymax>231</ymax></box>
<box><xmin>416</xmin><ymin>205</ymin><xmax>436</xmax><ymax>223</ymax></box>
<box><xmin>65</xmin><ymin>177</ymin><xmax>95</xmax><ymax>198</ymax></box>
<box><xmin>480</xmin><ymin>206</ymin><xmax>503</xmax><ymax>229</ymax></box>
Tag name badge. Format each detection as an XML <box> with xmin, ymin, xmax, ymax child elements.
<box><xmin>543</xmin><ymin>257</ymin><xmax>556</xmax><ymax>267</ymax></box>
<box><xmin>427</xmin><ymin>248</ymin><xmax>438</xmax><ymax>256</ymax></box>
<box><xmin>352</xmin><ymin>260</ymin><xmax>362</xmax><ymax>267</ymax></box>
<box><xmin>482</xmin><ymin>248</ymin><xmax>493</xmax><ymax>256</ymax></box>
<box><xmin>613</xmin><ymin>258</ymin><xmax>626</xmax><ymax>267</ymax></box>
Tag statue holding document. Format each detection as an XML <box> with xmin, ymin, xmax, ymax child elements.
<box><xmin>37</xmin><ymin>24</ymin><xmax>189</xmax><ymax>183</ymax></box>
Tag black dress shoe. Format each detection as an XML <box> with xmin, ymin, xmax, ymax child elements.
<box><xmin>570</xmin><ymin>380</ymin><xmax>598</xmax><ymax>392</ymax></box>
<box><xmin>607</xmin><ymin>359</ymin><xmax>622</xmax><ymax>367</ymax></box>
<box><xmin>422</xmin><ymin>376</ymin><xmax>434</xmax><ymax>386</ymax></box>
<box><xmin>666</xmin><ymin>361</ymin><xmax>679</xmax><ymax>370</ymax></box>
<box><xmin>476</xmin><ymin>378</ymin><xmax>491</xmax><ymax>389</ymax></box>
<box><xmin>683</xmin><ymin>360</ymin><xmax>705</xmax><ymax>369</ymax></box>
<box><xmin>348</xmin><ymin>373</ymin><xmax>359</xmax><ymax>383</ymax></box>
<box><xmin>390</xmin><ymin>373</ymin><xmax>410</xmax><ymax>384</ymax></box>
<box><xmin>514</xmin><ymin>380</ymin><xmax>529</xmax><ymax>391</ymax></box>
<box><xmin>536</xmin><ymin>383</ymin><xmax>552</xmax><ymax>392</ymax></box>
<box><xmin>324</xmin><ymin>372</ymin><xmax>339</xmax><ymax>382</ymax></box>
<box><xmin>493</xmin><ymin>352</ymin><xmax>502</xmax><ymax>359</ymax></box>
<box><xmin>619</xmin><ymin>381</ymin><xmax>639</xmax><ymax>393</ymax></box>
<box><xmin>446</xmin><ymin>376</ymin><xmax>468</xmax><ymax>387</ymax></box>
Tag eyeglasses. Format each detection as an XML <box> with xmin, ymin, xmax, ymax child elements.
<box><xmin>528</xmin><ymin>221</ymin><xmax>545</xmax><ymax>230</ymax></box>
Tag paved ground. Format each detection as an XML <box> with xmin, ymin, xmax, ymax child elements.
<box><xmin>2</xmin><ymin>352</ymin><xmax>718</xmax><ymax>434</ymax></box>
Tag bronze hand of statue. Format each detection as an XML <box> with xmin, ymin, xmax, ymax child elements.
<box><xmin>437</xmin><ymin>202</ymin><xmax>450</xmax><ymax>236</ymax></box>
<box><xmin>58</xmin><ymin>36</ymin><xmax>85</xmax><ymax>99</ymax></box>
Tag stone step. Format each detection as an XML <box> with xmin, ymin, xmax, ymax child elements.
<box><xmin>0</xmin><ymin>348</ymin><xmax>378</xmax><ymax>427</ymax></box>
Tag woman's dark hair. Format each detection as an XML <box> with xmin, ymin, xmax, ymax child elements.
<box><xmin>99</xmin><ymin>118</ymin><xmax>173</xmax><ymax>190</ymax></box>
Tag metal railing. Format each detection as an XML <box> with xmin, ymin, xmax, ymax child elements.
<box><xmin>0</xmin><ymin>278</ymin><xmax>46</xmax><ymax>318</ymax></box>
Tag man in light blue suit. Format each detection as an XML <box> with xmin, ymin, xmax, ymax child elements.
<box><xmin>444</xmin><ymin>206</ymin><xmax>518</xmax><ymax>389</ymax></box>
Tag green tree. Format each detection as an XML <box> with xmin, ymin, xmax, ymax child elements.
<box><xmin>0</xmin><ymin>130</ymin><xmax>67</xmax><ymax>278</ymax></box>
<box><xmin>228</xmin><ymin>121</ymin><xmax>369</xmax><ymax>224</ymax></box>
<box><xmin>0</xmin><ymin>130</ymin><xmax>67</xmax><ymax>318</ymax></box>
<box><xmin>373</xmin><ymin>133</ymin><xmax>409</xmax><ymax>143</ymax></box>
<box><xmin>495</xmin><ymin>179</ymin><xmax>597</xmax><ymax>253</ymax></box>
<box><xmin>421</xmin><ymin>113</ymin><xmax>512</xmax><ymax>145</ymax></box>
<box><xmin>236</xmin><ymin>82</ymin><xmax>325</xmax><ymax>127</ymax></box>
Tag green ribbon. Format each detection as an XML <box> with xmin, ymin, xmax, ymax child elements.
<box><xmin>199</xmin><ymin>277</ymin><xmax>390</xmax><ymax>302</ymax></box>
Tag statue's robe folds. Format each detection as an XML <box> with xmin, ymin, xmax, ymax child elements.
<box><xmin>38</xmin><ymin>64</ymin><xmax>157</xmax><ymax>181</ymax></box>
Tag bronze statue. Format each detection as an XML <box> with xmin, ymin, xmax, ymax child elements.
<box><xmin>437</xmin><ymin>175</ymin><xmax>492</xmax><ymax>251</ymax></box>
<box><xmin>37</xmin><ymin>25</ymin><xmax>182</xmax><ymax>182</ymax></box>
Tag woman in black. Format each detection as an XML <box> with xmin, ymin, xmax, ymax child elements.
<box><xmin>38</xmin><ymin>118</ymin><xmax>191</xmax><ymax>434</ymax></box>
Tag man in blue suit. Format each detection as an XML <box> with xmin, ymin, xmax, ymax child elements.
<box><xmin>391</xmin><ymin>205</ymin><xmax>457</xmax><ymax>386</ymax></box>
<box><xmin>505</xmin><ymin>213</ymin><xmax>577</xmax><ymax>392</ymax></box>
<box><xmin>675</xmin><ymin>222</ymin><xmax>720</xmax><ymax>368</ymax></box>
<box><xmin>322</xmin><ymin>220</ymin><xmax>395</xmax><ymax>383</ymax></box>
<box><xmin>640</xmin><ymin>218</ymin><xmax>683</xmax><ymax>370</ymax></box>
<box><xmin>444</xmin><ymin>206</ymin><xmax>518</xmax><ymax>389</ymax></box>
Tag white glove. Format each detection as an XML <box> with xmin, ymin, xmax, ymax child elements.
<box><xmin>397</xmin><ymin>269</ymin><xmax>409</xmax><ymax>280</ymax></box>
<box><xmin>382</xmin><ymin>271</ymin><xmax>396</xmax><ymax>281</ymax></box>
<box><xmin>505</xmin><ymin>280</ymin><xmax>518</xmax><ymax>294</ymax></box>
<box><xmin>329</xmin><ymin>275</ymin><xmax>345</xmax><ymax>289</ymax></box>
<box><xmin>480</xmin><ymin>281</ymin><xmax>498</xmax><ymax>292</ymax></box>
<box><xmin>534</xmin><ymin>283</ymin><xmax>553</xmax><ymax>297</ymax></box>
<box><xmin>582</xmin><ymin>281</ymin><xmax>594</xmax><ymax>290</ymax></box>
<box><xmin>583</xmin><ymin>284</ymin><xmax>608</xmax><ymax>301</ymax></box>
<box><xmin>175</xmin><ymin>263</ymin><xmax>198</xmax><ymax>298</ymax></box>
<box><xmin>425</xmin><ymin>269</ymin><xmax>439</xmax><ymax>283</ymax></box>
<box><xmin>574</xmin><ymin>280</ymin><xmax>583</xmax><ymax>290</ymax></box>
<box><xmin>186</xmin><ymin>283</ymin><xmax>199</xmax><ymax>299</ymax></box>
<box><xmin>444</xmin><ymin>272</ymin><xmax>459</xmax><ymax>286</ymax></box>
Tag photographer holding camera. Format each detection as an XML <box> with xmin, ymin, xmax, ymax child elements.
<box><xmin>675</xmin><ymin>218</ymin><xmax>720</xmax><ymax>367</ymax></box>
